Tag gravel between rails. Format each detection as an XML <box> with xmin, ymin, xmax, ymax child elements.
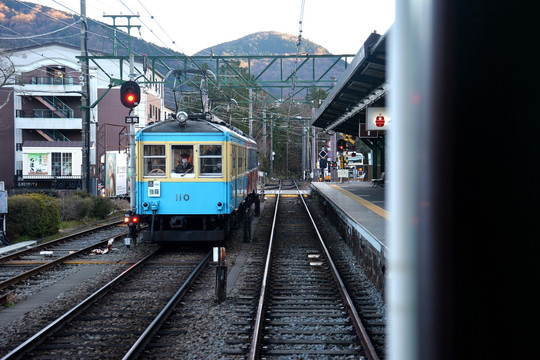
<box><xmin>0</xmin><ymin>182</ymin><xmax>387</xmax><ymax>359</ymax></box>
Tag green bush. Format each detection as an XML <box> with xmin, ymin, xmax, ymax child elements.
<box><xmin>7</xmin><ymin>193</ymin><xmax>60</xmax><ymax>240</ymax></box>
<box><xmin>91</xmin><ymin>196</ymin><xmax>114</xmax><ymax>219</ymax></box>
<box><xmin>57</xmin><ymin>195</ymin><xmax>92</xmax><ymax>220</ymax></box>
<box><xmin>57</xmin><ymin>194</ymin><xmax>113</xmax><ymax>221</ymax></box>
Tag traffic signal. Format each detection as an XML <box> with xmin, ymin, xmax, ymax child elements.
<box><xmin>337</xmin><ymin>138</ymin><xmax>346</xmax><ymax>152</ymax></box>
<box><xmin>120</xmin><ymin>80</ymin><xmax>140</xmax><ymax>108</ymax></box>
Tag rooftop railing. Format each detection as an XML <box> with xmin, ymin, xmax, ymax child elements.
<box><xmin>16</xmin><ymin>75</ymin><xmax>81</xmax><ymax>86</ymax></box>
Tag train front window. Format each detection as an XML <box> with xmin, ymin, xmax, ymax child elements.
<box><xmin>143</xmin><ymin>145</ymin><xmax>166</xmax><ymax>177</ymax></box>
<box><xmin>172</xmin><ymin>145</ymin><xmax>194</xmax><ymax>177</ymax></box>
<box><xmin>199</xmin><ymin>144</ymin><xmax>222</xmax><ymax>176</ymax></box>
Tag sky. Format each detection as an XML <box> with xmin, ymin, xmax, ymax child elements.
<box><xmin>27</xmin><ymin>0</ymin><xmax>394</xmax><ymax>56</ymax></box>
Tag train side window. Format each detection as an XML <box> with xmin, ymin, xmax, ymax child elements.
<box><xmin>238</xmin><ymin>147</ymin><xmax>245</xmax><ymax>173</ymax></box>
<box><xmin>248</xmin><ymin>148</ymin><xmax>258</xmax><ymax>170</ymax></box>
<box><xmin>171</xmin><ymin>145</ymin><xmax>194</xmax><ymax>178</ymax></box>
<box><xmin>143</xmin><ymin>145</ymin><xmax>166</xmax><ymax>177</ymax></box>
<box><xmin>199</xmin><ymin>144</ymin><xmax>222</xmax><ymax>177</ymax></box>
<box><xmin>232</xmin><ymin>145</ymin><xmax>236</xmax><ymax>174</ymax></box>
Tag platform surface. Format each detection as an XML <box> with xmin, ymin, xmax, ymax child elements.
<box><xmin>311</xmin><ymin>181</ymin><xmax>388</xmax><ymax>252</ymax></box>
<box><xmin>0</xmin><ymin>240</ymin><xmax>37</xmax><ymax>256</ymax></box>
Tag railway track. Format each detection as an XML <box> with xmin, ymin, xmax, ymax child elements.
<box><xmin>223</xmin><ymin>181</ymin><xmax>381</xmax><ymax>359</ymax></box>
<box><xmin>1</xmin><ymin>249</ymin><xmax>211</xmax><ymax>359</ymax></box>
<box><xmin>249</xmin><ymin>181</ymin><xmax>379</xmax><ymax>359</ymax></box>
<box><xmin>0</xmin><ymin>221</ymin><xmax>126</xmax><ymax>301</ymax></box>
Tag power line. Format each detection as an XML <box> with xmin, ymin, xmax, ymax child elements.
<box><xmin>0</xmin><ymin>20</ymin><xmax>80</xmax><ymax>40</ymax></box>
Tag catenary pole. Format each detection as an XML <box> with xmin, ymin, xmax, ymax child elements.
<box><xmin>80</xmin><ymin>0</ymin><xmax>91</xmax><ymax>192</ymax></box>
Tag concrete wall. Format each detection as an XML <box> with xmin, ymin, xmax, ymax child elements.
<box><xmin>312</xmin><ymin>190</ymin><xmax>387</xmax><ymax>294</ymax></box>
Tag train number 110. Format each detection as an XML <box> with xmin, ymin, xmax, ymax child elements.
<box><xmin>176</xmin><ymin>193</ymin><xmax>190</xmax><ymax>201</ymax></box>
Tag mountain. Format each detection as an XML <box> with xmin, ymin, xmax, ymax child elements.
<box><xmin>196</xmin><ymin>31</ymin><xmax>330</xmax><ymax>56</ymax></box>
<box><xmin>0</xmin><ymin>0</ymin><xmax>347</xmax><ymax>101</ymax></box>
<box><xmin>0</xmin><ymin>0</ymin><xmax>178</xmax><ymax>57</ymax></box>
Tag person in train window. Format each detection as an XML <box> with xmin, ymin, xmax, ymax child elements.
<box><xmin>175</xmin><ymin>153</ymin><xmax>193</xmax><ymax>173</ymax></box>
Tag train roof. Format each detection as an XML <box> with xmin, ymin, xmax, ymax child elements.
<box><xmin>138</xmin><ymin>114</ymin><xmax>257</xmax><ymax>147</ymax></box>
<box><xmin>140</xmin><ymin>118</ymin><xmax>221</xmax><ymax>134</ymax></box>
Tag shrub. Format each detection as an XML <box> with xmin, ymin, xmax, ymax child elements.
<box><xmin>91</xmin><ymin>196</ymin><xmax>114</xmax><ymax>219</ymax></box>
<box><xmin>7</xmin><ymin>193</ymin><xmax>60</xmax><ymax>240</ymax></box>
<box><xmin>57</xmin><ymin>195</ymin><xmax>93</xmax><ymax>221</ymax></box>
<box><xmin>56</xmin><ymin>193</ymin><xmax>114</xmax><ymax>220</ymax></box>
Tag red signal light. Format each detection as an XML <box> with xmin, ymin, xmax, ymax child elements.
<box><xmin>132</xmin><ymin>216</ymin><xmax>139</xmax><ymax>223</ymax></box>
<box><xmin>120</xmin><ymin>81</ymin><xmax>140</xmax><ymax>108</ymax></box>
<box><xmin>337</xmin><ymin>139</ymin><xmax>346</xmax><ymax>152</ymax></box>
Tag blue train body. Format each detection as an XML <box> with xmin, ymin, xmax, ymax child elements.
<box><xmin>134</xmin><ymin>113</ymin><xmax>259</xmax><ymax>244</ymax></box>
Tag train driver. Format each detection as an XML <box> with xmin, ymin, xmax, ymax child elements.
<box><xmin>175</xmin><ymin>153</ymin><xmax>193</xmax><ymax>173</ymax></box>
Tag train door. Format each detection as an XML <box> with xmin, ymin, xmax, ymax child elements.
<box><xmin>231</xmin><ymin>144</ymin><xmax>237</xmax><ymax>210</ymax></box>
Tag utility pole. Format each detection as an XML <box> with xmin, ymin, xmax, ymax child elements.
<box><xmin>311</xmin><ymin>107</ymin><xmax>316</xmax><ymax>174</ymax></box>
<box><xmin>103</xmin><ymin>14</ymin><xmax>140</xmax><ymax>55</ymax></box>
<box><xmin>262</xmin><ymin>105</ymin><xmax>267</xmax><ymax>157</ymax></box>
<box><xmin>301</xmin><ymin>119</ymin><xmax>306</xmax><ymax>179</ymax></box>
<box><xmin>248</xmin><ymin>88</ymin><xmax>253</xmax><ymax>137</ymax></box>
<box><xmin>103</xmin><ymin>14</ymin><xmax>141</xmax><ymax>211</ymax></box>
<box><xmin>80</xmin><ymin>0</ymin><xmax>91</xmax><ymax>192</ymax></box>
<box><xmin>129</xmin><ymin>54</ymin><xmax>136</xmax><ymax>213</ymax></box>
<box><xmin>270</xmin><ymin>116</ymin><xmax>274</xmax><ymax>178</ymax></box>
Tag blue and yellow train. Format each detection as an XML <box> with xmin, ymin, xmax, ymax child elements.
<box><xmin>131</xmin><ymin>111</ymin><xmax>259</xmax><ymax>244</ymax></box>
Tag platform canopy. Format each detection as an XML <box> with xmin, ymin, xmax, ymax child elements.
<box><xmin>311</xmin><ymin>30</ymin><xmax>388</xmax><ymax>136</ymax></box>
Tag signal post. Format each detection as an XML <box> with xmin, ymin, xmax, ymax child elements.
<box><xmin>120</xmin><ymin>76</ymin><xmax>141</xmax><ymax>247</ymax></box>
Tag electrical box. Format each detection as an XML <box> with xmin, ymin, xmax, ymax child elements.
<box><xmin>0</xmin><ymin>181</ymin><xmax>6</xmax><ymax>214</ymax></box>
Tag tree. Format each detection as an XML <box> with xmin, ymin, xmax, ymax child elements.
<box><xmin>0</xmin><ymin>52</ymin><xmax>15</xmax><ymax>110</ymax></box>
<box><xmin>306</xmin><ymin>87</ymin><xmax>328</xmax><ymax>108</ymax></box>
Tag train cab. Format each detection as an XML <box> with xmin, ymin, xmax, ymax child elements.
<box><xmin>134</xmin><ymin>115</ymin><xmax>258</xmax><ymax>244</ymax></box>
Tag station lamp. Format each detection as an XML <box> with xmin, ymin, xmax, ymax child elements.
<box><xmin>120</xmin><ymin>80</ymin><xmax>140</xmax><ymax>108</ymax></box>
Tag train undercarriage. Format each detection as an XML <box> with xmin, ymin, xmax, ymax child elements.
<box><xmin>130</xmin><ymin>192</ymin><xmax>260</xmax><ymax>245</ymax></box>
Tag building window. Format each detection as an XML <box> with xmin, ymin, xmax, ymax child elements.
<box><xmin>62</xmin><ymin>153</ymin><xmax>72</xmax><ymax>175</ymax></box>
<box><xmin>51</xmin><ymin>152</ymin><xmax>72</xmax><ymax>176</ymax></box>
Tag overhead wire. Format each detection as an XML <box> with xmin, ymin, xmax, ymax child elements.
<box><xmin>113</xmin><ymin>0</ymin><xmax>261</xmax><ymax>126</ymax></box>
<box><xmin>0</xmin><ymin>20</ymin><xmax>80</xmax><ymax>40</ymax></box>
<box><xmin>7</xmin><ymin>1</ymin><xmax>288</xmax><ymax>129</ymax></box>
<box><xmin>7</xmin><ymin>0</ymin><xmax>123</xmax><ymax>85</ymax></box>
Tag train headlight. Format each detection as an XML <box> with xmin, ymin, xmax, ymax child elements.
<box><xmin>176</xmin><ymin>111</ymin><xmax>188</xmax><ymax>123</ymax></box>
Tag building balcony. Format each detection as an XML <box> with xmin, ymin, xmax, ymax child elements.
<box><xmin>14</xmin><ymin>76</ymin><xmax>82</xmax><ymax>94</ymax></box>
<box><xmin>15</xmin><ymin>110</ymin><xmax>82</xmax><ymax>130</ymax></box>
<box><xmin>16</xmin><ymin>75</ymin><xmax>82</xmax><ymax>86</ymax></box>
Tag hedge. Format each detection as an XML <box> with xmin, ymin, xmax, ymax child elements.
<box><xmin>6</xmin><ymin>193</ymin><xmax>61</xmax><ymax>240</ymax></box>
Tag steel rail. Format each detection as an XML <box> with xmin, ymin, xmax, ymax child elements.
<box><xmin>0</xmin><ymin>230</ymin><xmax>128</xmax><ymax>292</ymax></box>
<box><xmin>122</xmin><ymin>250</ymin><xmax>212</xmax><ymax>360</ymax></box>
<box><xmin>1</xmin><ymin>248</ymin><xmax>161</xmax><ymax>360</ymax></box>
<box><xmin>0</xmin><ymin>220</ymin><xmax>123</xmax><ymax>263</ymax></box>
<box><xmin>297</xmin><ymin>181</ymin><xmax>380</xmax><ymax>360</ymax></box>
<box><xmin>248</xmin><ymin>180</ymin><xmax>281</xmax><ymax>360</ymax></box>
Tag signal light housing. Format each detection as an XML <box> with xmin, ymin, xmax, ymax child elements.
<box><xmin>120</xmin><ymin>80</ymin><xmax>140</xmax><ymax>108</ymax></box>
<box><xmin>337</xmin><ymin>138</ymin><xmax>346</xmax><ymax>152</ymax></box>
<box><xmin>123</xmin><ymin>210</ymin><xmax>139</xmax><ymax>226</ymax></box>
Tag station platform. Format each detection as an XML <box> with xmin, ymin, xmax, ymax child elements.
<box><xmin>310</xmin><ymin>181</ymin><xmax>388</xmax><ymax>254</ymax></box>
